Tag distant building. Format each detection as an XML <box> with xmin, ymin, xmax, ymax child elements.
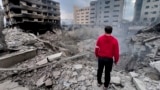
<box><xmin>0</xmin><ymin>7</ymin><xmax>4</xmax><ymax>29</ymax></box>
<box><xmin>133</xmin><ymin>0</ymin><xmax>143</xmax><ymax>23</ymax></box>
<box><xmin>90</xmin><ymin>0</ymin><xmax>124</xmax><ymax>27</ymax></box>
<box><xmin>74</xmin><ymin>6</ymin><xmax>90</xmax><ymax>25</ymax></box>
<box><xmin>140</xmin><ymin>0</ymin><xmax>160</xmax><ymax>25</ymax></box>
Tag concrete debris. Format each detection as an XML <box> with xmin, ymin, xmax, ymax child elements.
<box><xmin>53</xmin><ymin>71</ymin><xmax>61</xmax><ymax>79</ymax></box>
<box><xmin>36</xmin><ymin>59</ymin><xmax>48</xmax><ymax>66</ymax></box>
<box><xmin>47</xmin><ymin>52</ymin><xmax>62</xmax><ymax>62</ymax></box>
<box><xmin>0</xmin><ymin>80</ymin><xmax>29</xmax><ymax>90</ymax></box>
<box><xmin>73</xmin><ymin>64</ymin><xmax>83</xmax><ymax>70</ymax></box>
<box><xmin>150</xmin><ymin>61</ymin><xmax>160</xmax><ymax>73</ymax></box>
<box><xmin>1</xmin><ymin>25</ymin><xmax>160</xmax><ymax>90</ymax></box>
<box><xmin>129</xmin><ymin>72</ymin><xmax>139</xmax><ymax>78</ymax></box>
<box><xmin>36</xmin><ymin>75</ymin><xmax>46</xmax><ymax>87</ymax></box>
<box><xmin>3</xmin><ymin>28</ymin><xmax>38</xmax><ymax>49</ymax></box>
<box><xmin>45</xmin><ymin>78</ymin><xmax>53</xmax><ymax>87</ymax></box>
<box><xmin>133</xmin><ymin>78</ymin><xmax>146</xmax><ymax>90</ymax></box>
<box><xmin>77</xmin><ymin>75</ymin><xmax>86</xmax><ymax>81</ymax></box>
<box><xmin>0</xmin><ymin>49</ymin><xmax>37</xmax><ymax>68</ymax></box>
<box><xmin>36</xmin><ymin>52</ymin><xmax>62</xmax><ymax>65</ymax></box>
<box><xmin>111</xmin><ymin>76</ymin><xmax>121</xmax><ymax>85</ymax></box>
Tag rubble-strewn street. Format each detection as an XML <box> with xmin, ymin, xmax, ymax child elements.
<box><xmin>0</xmin><ymin>24</ymin><xmax>160</xmax><ymax>90</ymax></box>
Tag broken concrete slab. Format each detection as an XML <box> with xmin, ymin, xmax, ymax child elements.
<box><xmin>143</xmin><ymin>36</ymin><xmax>160</xmax><ymax>43</ymax></box>
<box><xmin>129</xmin><ymin>72</ymin><xmax>139</xmax><ymax>78</ymax></box>
<box><xmin>110</xmin><ymin>76</ymin><xmax>121</xmax><ymax>85</ymax></box>
<box><xmin>0</xmin><ymin>49</ymin><xmax>37</xmax><ymax>68</ymax></box>
<box><xmin>0</xmin><ymin>80</ymin><xmax>29</xmax><ymax>90</ymax></box>
<box><xmin>36</xmin><ymin>75</ymin><xmax>46</xmax><ymax>87</ymax></box>
<box><xmin>150</xmin><ymin>61</ymin><xmax>160</xmax><ymax>73</ymax></box>
<box><xmin>73</xmin><ymin>64</ymin><xmax>83</xmax><ymax>70</ymax></box>
<box><xmin>47</xmin><ymin>52</ymin><xmax>62</xmax><ymax>62</ymax></box>
<box><xmin>36</xmin><ymin>59</ymin><xmax>48</xmax><ymax>66</ymax></box>
<box><xmin>45</xmin><ymin>78</ymin><xmax>53</xmax><ymax>87</ymax></box>
<box><xmin>36</xmin><ymin>52</ymin><xmax>62</xmax><ymax>65</ymax></box>
<box><xmin>133</xmin><ymin>78</ymin><xmax>146</xmax><ymax>90</ymax></box>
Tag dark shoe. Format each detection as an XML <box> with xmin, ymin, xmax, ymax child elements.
<box><xmin>97</xmin><ymin>83</ymin><xmax>102</xmax><ymax>87</ymax></box>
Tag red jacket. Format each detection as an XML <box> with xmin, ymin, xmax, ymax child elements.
<box><xmin>95</xmin><ymin>34</ymin><xmax>119</xmax><ymax>64</ymax></box>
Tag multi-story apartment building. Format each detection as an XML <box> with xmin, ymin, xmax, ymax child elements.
<box><xmin>140</xmin><ymin>0</ymin><xmax>160</xmax><ymax>25</ymax></box>
<box><xmin>90</xmin><ymin>0</ymin><xmax>124</xmax><ymax>26</ymax></box>
<box><xmin>133</xmin><ymin>0</ymin><xmax>143</xmax><ymax>23</ymax></box>
<box><xmin>2</xmin><ymin>0</ymin><xmax>60</xmax><ymax>32</ymax></box>
<box><xmin>74</xmin><ymin>6</ymin><xmax>90</xmax><ymax>25</ymax></box>
<box><xmin>0</xmin><ymin>7</ymin><xmax>4</xmax><ymax>29</ymax></box>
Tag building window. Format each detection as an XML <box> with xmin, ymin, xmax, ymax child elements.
<box><xmin>147</xmin><ymin>0</ymin><xmax>150</xmax><ymax>2</ymax></box>
<box><xmin>114</xmin><ymin>5</ymin><xmax>120</xmax><ymax>7</ymax></box>
<box><xmin>104</xmin><ymin>16</ymin><xmax>109</xmax><ymax>18</ymax></box>
<box><xmin>152</xmin><ymin>11</ymin><xmax>157</xmax><ymax>14</ymax></box>
<box><xmin>91</xmin><ymin>8</ymin><xmax>95</xmax><ymax>10</ymax></box>
<box><xmin>105</xmin><ymin>1</ymin><xmax>110</xmax><ymax>4</ymax></box>
<box><xmin>144</xmin><ymin>18</ymin><xmax>147</xmax><ymax>21</ymax></box>
<box><xmin>104</xmin><ymin>11</ymin><xmax>109</xmax><ymax>13</ymax></box>
<box><xmin>151</xmin><ymin>17</ymin><xmax>155</xmax><ymax>21</ymax></box>
<box><xmin>146</xmin><ymin>6</ymin><xmax>149</xmax><ymax>8</ymax></box>
<box><xmin>91</xmin><ymin>13</ymin><xmax>95</xmax><ymax>14</ymax></box>
<box><xmin>115</xmin><ymin>0</ymin><xmax>120</xmax><ymax>1</ymax></box>
<box><xmin>113</xmin><ymin>20</ymin><xmax>118</xmax><ymax>22</ymax></box>
<box><xmin>104</xmin><ymin>20</ymin><xmax>109</xmax><ymax>22</ymax></box>
<box><xmin>113</xmin><ymin>15</ymin><xmax>119</xmax><ymax>17</ymax></box>
<box><xmin>144</xmin><ymin>12</ymin><xmax>148</xmax><ymax>15</ymax></box>
<box><xmin>154</xmin><ymin>5</ymin><xmax>158</xmax><ymax>8</ymax></box>
<box><xmin>105</xmin><ymin>6</ymin><xmax>110</xmax><ymax>8</ymax></box>
<box><xmin>113</xmin><ymin>10</ymin><xmax>119</xmax><ymax>12</ymax></box>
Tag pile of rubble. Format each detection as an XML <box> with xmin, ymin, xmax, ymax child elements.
<box><xmin>0</xmin><ymin>25</ymin><xmax>160</xmax><ymax>90</ymax></box>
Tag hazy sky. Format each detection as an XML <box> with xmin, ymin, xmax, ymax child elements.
<box><xmin>0</xmin><ymin>0</ymin><xmax>136</xmax><ymax>22</ymax></box>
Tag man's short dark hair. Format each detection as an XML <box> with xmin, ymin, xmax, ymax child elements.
<box><xmin>105</xmin><ymin>26</ymin><xmax>112</xmax><ymax>34</ymax></box>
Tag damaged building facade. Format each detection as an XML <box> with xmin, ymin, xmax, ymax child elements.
<box><xmin>2</xmin><ymin>0</ymin><xmax>60</xmax><ymax>33</ymax></box>
<box><xmin>90</xmin><ymin>0</ymin><xmax>124</xmax><ymax>27</ymax></box>
<box><xmin>0</xmin><ymin>7</ymin><xmax>4</xmax><ymax>29</ymax></box>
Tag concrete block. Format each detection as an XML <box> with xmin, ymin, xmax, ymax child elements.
<box><xmin>0</xmin><ymin>49</ymin><xmax>37</xmax><ymax>68</ymax></box>
<box><xmin>133</xmin><ymin>78</ymin><xmax>146</xmax><ymax>90</ymax></box>
<box><xmin>36</xmin><ymin>75</ymin><xmax>46</xmax><ymax>87</ymax></box>
<box><xmin>111</xmin><ymin>76</ymin><xmax>121</xmax><ymax>85</ymax></box>
<box><xmin>129</xmin><ymin>72</ymin><xmax>139</xmax><ymax>78</ymax></box>
<box><xmin>47</xmin><ymin>52</ymin><xmax>62</xmax><ymax>62</ymax></box>
<box><xmin>150</xmin><ymin>61</ymin><xmax>160</xmax><ymax>73</ymax></box>
<box><xmin>36</xmin><ymin>59</ymin><xmax>48</xmax><ymax>66</ymax></box>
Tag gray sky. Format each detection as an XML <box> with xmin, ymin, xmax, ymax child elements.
<box><xmin>0</xmin><ymin>0</ymin><xmax>135</xmax><ymax>22</ymax></box>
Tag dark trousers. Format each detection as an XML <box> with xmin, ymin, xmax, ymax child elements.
<box><xmin>97</xmin><ymin>57</ymin><xmax>113</xmax><ymax>87</ymax></box>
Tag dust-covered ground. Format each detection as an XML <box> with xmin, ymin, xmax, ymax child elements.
<box><xmin>0</xmin><ymin>25</ymin><xmax>160</xmax><ymax>90</ymax></box>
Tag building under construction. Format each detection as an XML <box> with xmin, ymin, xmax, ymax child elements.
<box><xmin>2</xmin><ymin>0</ymin><xmax>60</xmax><ymax>33</ymax></box>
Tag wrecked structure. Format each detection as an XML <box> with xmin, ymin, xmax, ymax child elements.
<box><xmin>0</xmin><ymin>7</ymin><xmax>4</xmax><ymax>29</ymax></box>
<box><xmin>2</xmin><ymin>0</ymin><xmax>60</xmax><ymax>33</ymax></box>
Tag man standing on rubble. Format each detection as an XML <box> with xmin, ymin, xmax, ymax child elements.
<box><xmin>95</xmin><ymin>26</ymin><xmax>119</xmax><ymax>90</ymax></box>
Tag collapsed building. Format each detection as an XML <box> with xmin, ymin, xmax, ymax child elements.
<box><xmin>2</xmin><ymin>0</ymin><xmax>61</xmax><ymax>33</ymax></box>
